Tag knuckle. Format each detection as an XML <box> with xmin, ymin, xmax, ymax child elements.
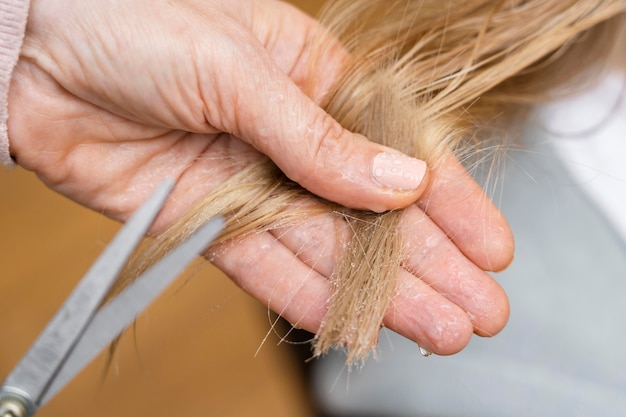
<box><xmin>307</xmin><ymin>112</ymin><xmax>349</xmax><ymax>169</ymax></box>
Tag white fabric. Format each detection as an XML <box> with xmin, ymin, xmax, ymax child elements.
<box><xmin>540</xmin><ymin>72</ymin><xmax>626</xmax><ymax>242</ymax></box>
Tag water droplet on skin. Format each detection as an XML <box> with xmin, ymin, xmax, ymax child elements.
<box><xmin>418</xmin><ymin>346</ymin><xmax>433</xmax><ymax>357</ymax></box>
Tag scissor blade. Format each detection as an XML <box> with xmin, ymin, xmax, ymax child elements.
<box><xmin>40</xmin><ymin>216</ymin><xmax>224</xmax><ymax>406</ymax></box>
<box><xmin>1</xmin><ymin>180</ymin><xmax>174</xmax><ymax>408</ymax></box>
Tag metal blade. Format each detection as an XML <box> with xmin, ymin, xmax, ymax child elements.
<box><xmin>0</xmin><ymin>180</ymin><xmax>174</xmax><ymax>411</ymax></box>
<box><xmin>40</xmin><ymin>216</ymin><xmax>224</xmax><ymax>405</ymax></box>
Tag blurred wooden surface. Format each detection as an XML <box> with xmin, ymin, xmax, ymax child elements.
<box><xmin>0</xmin><ymin>1</ymin><xmax>327</xmax><ymax>416</ymax></box>
<box><xmin>0</xmin><ymin>168</ymin><xmax>315</xmax><ymax>417</ymax></box>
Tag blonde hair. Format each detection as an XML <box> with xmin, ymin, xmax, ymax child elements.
<box><xmin>113</xmin><ymin>0</ymin><xmax>626</xmax><ymax>365</ymax></box>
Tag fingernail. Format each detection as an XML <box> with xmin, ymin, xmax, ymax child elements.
<box><xmin>371</xmin><ymin>152</ymin><xmax>426</xmax><ymax>191</ymax></box>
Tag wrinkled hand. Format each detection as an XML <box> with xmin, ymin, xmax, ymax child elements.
<box><xmin>8</xmin><ymin>0</ymin><xmax>513</xmax><ymax>354</ymax></box>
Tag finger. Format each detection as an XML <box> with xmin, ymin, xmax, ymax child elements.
<box><xmin>389</xmin><ymin>269</ymin><xmax>473</xmax><ymax>355</ymax></box>
<box><xmin>269</xmin><ymin>210</ymin><xmax>343</xmax><ymax>278</ymax></box>
<box><xmin>400</xmin><ymin>204</ymin><xmax>510</xmax><ymax>337</ymax></box>
<box><xmin>274</xmin><ymin>204</ymin><xmax>510</xmax><ymax>338</ymax></box>
<box><xmin>272</xmin><ymin>214</ymin><xmax>475</xmax><ymax>355</ymax></box>
<box><xmin>419</xmin><ymin>154</ymin><xmax>515</xmax><ymax>272</ymax></box>
<box><xmin>198</xmin><ymin>11</ymin><xmax>428</xmax><ymax>213</ymax></box>
<box><xmin>211</xmin><ymin>231</ymin><xmax>331</xmax><ymax>333</ymax></box>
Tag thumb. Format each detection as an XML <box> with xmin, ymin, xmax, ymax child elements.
<box><xmin>260</xmin><ymin>103</ymin><xmax>430</xmax><ymax>213</ymax></box>
<box><xmin>214</xmin><ymin>48</ymin><xmax>428</xmax><ymax>213</ymax></box>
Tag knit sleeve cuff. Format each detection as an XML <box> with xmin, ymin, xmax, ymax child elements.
<box><xmin>1</xmin><ymin>0</ymin><xmax>30</xmax><ymax>168</ymax></box>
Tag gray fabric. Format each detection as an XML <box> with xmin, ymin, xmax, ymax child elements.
<box><xmin>312</xmin><ymin>133</ymin><xmax>626</xmax><ymax>417</ymax></box>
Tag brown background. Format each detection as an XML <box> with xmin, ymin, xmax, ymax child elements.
<box><xmin>0</xmin><ymin>1</ymin><xmax>327</xmax><ymax>416</ymax></box>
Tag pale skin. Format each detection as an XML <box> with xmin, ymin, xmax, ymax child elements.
<box><xmin>8</xmin><ymin>0</ymin><xmax>513</xmax><ymax>355</ymax></box>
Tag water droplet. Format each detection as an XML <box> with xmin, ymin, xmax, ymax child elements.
<box><xmin>418</xmin><ymin>346</ymin><xmax>432</xmax><ymax>357</ymax></box>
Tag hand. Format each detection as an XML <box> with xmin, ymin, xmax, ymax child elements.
<box><xmin>8</xmin><ymin>0</ymin><xmax>513</xmax><ymax>354</ymax></box>
<box><xmin>9</xmin><ymin>0</ymin><xmax>428</xmax><ymax>215</ymax></box>
<box><xmin>220</xmin><ymin>155</ymin><xmax>513</xmax><ymax>355</ymax></box>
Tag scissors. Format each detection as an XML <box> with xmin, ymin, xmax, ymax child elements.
<box><xmin>0</xmin><ymin>180</ymin><xmax>224</xmax><ymax>417</ymax></box>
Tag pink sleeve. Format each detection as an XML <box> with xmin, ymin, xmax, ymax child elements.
<box><xmin>1</xmin><ymin>0</ymin><xmax>30</xmax><ymax>168</ymax></box>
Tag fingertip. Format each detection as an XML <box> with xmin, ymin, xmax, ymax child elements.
<box><xmin>471</xmin><ymin>283</ymin><xmax>510</xmax><ymax>338</ymax></box>
<box><xmin>486</xmin><ymin>218</ymin><xmax>516</xmax><ymax>272</ymax></box>
<box><xmin>298</xmin><ymin>134</ymin><xmax>430</xmax><ymax>213</ymax></box>
<box><xmin>424</xmin><ymin>312</ymin><xmax>474</xmax><ymax>356</ymax></box>
<box><xmin>467</xmin><ymin>212</ymin><xmax>516</xmax><ymax>272</ymax></box>
<box><xmin>387</xmin><ymin>274</ymin><xmax>474</xmax><ymax>356</ymax></box>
